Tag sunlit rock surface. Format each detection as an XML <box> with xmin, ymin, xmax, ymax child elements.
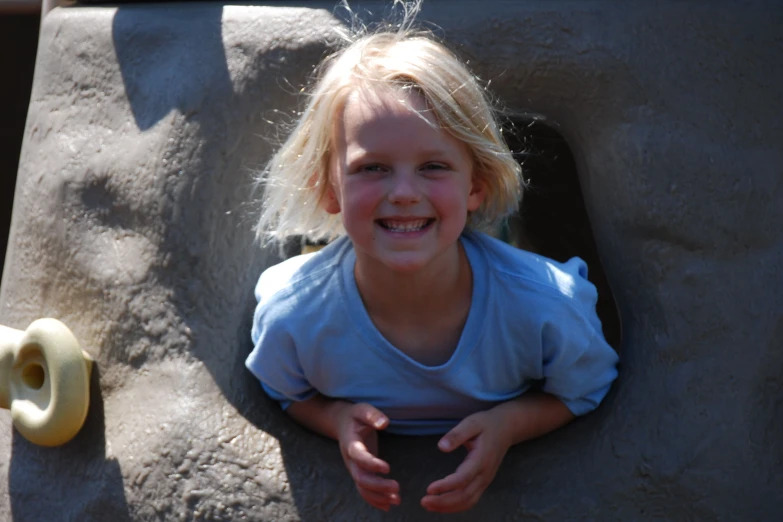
<box><xmin>1</xmin><ymin>2</ymin><xmax>782</xmax><ymax>520</ymax></box>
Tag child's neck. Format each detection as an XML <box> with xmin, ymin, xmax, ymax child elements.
<box><xmin>353</xmin><ymin>242</ymin><xmax>473</xmax><ymax>366</ymax></box>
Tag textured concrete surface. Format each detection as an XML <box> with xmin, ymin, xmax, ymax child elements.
<box><xmin>1</xmin><ymin>1</ymin><xmax>782</xmax><ymax>520</ymax></box>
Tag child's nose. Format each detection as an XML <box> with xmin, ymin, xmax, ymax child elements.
<box><xmin>387</xmin><ymin>171</ymin><xmax>421</xmax><ymax>205</ymax></box>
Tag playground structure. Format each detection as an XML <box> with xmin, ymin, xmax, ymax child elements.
<box><xmin>1</xmin><ymin>1</ymin><xmax>782</xmax><ymax>520</ymax></box>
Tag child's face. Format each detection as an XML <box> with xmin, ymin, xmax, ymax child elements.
<box><xmin>325</xmin><ymin>88</ymin><xmax>485</xmax><ymax>274</ymax></box>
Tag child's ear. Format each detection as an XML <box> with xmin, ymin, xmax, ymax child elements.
<box><xmin>467</xmin><ymin>174</ymin><xmax>487</xmax><ymax>212</ymax></box>
<box><xmin>323</xmin><ymin>185</ymin><xmax>341</xmax><ymax>214</ymax></box>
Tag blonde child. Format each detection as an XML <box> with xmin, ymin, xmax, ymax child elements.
<box><xmin>246</xmin><ymin>5</ymin><xmax>618</xmax><ymax>513</ymax></box>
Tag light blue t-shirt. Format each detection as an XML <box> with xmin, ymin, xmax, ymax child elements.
<box><xmin>246</xmin><ymin>230</ymin><xmax>619</xmax><ymax>435</ymax></box>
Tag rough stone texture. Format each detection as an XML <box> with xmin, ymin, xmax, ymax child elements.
<box><xmin>1</xmin><ymin>1</ymin><xmax>782</xmax><ymax>520</ymax></box>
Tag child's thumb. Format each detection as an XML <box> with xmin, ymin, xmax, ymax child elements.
<box><xmin>354</xmin><ymin>402</ymin><xmax>389</xmax><ymax>430</ymax></box>
<box><xmin>438</xmin><ymin>417</ymin><xmax>482</xmax><ymax>452</ymax></box>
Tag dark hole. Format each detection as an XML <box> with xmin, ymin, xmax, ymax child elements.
<box><xmin>0</xmin><ymin>13</ymin><xmax>40</xmax><ymax>290</ymax></box>
<box><xmin>503</xmin><ymin>118</ymin><xmax>622</xmax><ymax>350</ymax></box>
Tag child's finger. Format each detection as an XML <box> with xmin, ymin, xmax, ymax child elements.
<box><xmin>358</xmin><ymin>488</ymin><xmax>400</xmax><ymax>511</ymax></box>
<box><xmin>437</xmin><ymin>415</ymin><xmax>483</xmax><ymax>452</ymax></box>
<box><xmin>426</xmin><ymin>469</ymin><xmax>472</xmax><ymax>496</ymax></box>
<box><xmin>359</xmin><ymin>486</ymin><xmax>400</xmax><ymax>504</ymax></box>
<box><xmin>346</xmin><ymin>440</ymin><xmax>390</xmax><ymax>474</ymax></box>
<box><xmin>352</xmin><ymin>403</ymin><xmax>389</xmax><ymax>429</ymax></box>
<box><xmin>353</xmin><ymin>467</ymin><xmax>399</xmax><ymax>493</ymax></box>
<box><xmin>421</xmin><ymin>478</ymin><xmax>484</xmax><ymax>513</ymax></box>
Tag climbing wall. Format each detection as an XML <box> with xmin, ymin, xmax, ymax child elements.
<box><xmin>1</xmin><ymin>2</ymin><xmax>782</xmax><ymax>520</ymax></box>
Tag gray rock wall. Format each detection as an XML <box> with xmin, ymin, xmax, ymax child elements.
<box><xmin>1</xmin><ymin>1</ymin><xmax>782</xmax><ymax>520</ymax></box>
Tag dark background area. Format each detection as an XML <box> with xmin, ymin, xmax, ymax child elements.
<box><xmin>0</xmin><ymin>11</ymin><xmax>39</xmax><ymax>290</ymax></box>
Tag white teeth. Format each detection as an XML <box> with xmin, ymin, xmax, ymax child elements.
<box><xmin>380</xmin><ymin>219</ymin><xmax>429</xmax><ymax>232</ymax></box>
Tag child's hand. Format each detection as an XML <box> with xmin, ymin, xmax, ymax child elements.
<box><xmin>337</xmin><ymin>403</ymin><xmax>400</xmax><ymax>512</ymax></box>
<box><xmin>421</xmin><ymin>410</ymin><xmax>511</xmax><ymax>513</ymax></box>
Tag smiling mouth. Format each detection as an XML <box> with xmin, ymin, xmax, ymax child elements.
<box><xmin>377</xmin><ymin>218</ymin><xmax>435</xmax><ymax>232</ymax></box>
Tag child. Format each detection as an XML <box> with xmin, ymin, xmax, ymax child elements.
<box><xmin>246</xmin><ymin>6</ymin><xmax>618</xmax><ymax>514</ymax></box>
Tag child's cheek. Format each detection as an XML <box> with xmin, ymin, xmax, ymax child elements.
<box><xmin>427</xmin><ymin>182</ymin><xmax>469</xmax><ymax>214</ymax></box>
<box><xmin>350</xmin><ymin>177</ymin><xmax>382</xmax><ymax>201</ymax></box>
<box><xmin>341</xmin><ymin>179</ymin><xmax>383</xmax><ymax>220</ymax></box>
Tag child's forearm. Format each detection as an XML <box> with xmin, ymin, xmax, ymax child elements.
<box><xmin>286</xmin><ymin>394</ymin><xmax>354</xmax><ymax>440</ymax></box>
<box><xmin>491</xmin><ymin>392</ymin><xmax>575</xmax><ymax>447</ymax></box>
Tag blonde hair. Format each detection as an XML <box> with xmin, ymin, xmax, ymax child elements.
<box><xmin>255</xmin><ymin>2</ymin><xmax>523</xmax><ymax>245</ymax></box>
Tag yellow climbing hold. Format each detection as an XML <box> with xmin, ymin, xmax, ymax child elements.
<box><xmin>0</xmin><ymin>319</ymin><xmax>92</xmax><ymax>447</ymax></box>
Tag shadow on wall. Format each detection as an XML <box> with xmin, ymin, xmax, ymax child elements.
<box><xmin>0</xmin><ymin>12</ymin><xmax>39</xmax><ymax>290</ymax></box>
<box><xmin>112</xmin><ymin>4</ymin><xmax>232</xmax><ymax>131</ymax></box>
<box><xmin>108</xmin><ymin>1</ymin><xmax>236</xmax><ymax>369</ymax></box>
<box><xmin>108</xmin><ymin>2</ymin><xmax>297</xmax><ymax>421</ymax></box>
<box><xmin>9</xmin><ymin>367</ymin><xmax>131</xmax><ymax>522</ymax></box>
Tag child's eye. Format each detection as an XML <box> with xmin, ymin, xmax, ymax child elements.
<box><xmin>357</xmin><ymin>164</ymin><xmax>386</xmax><ymax>174</ymax></box>
<box><xmin>420</xmin><ymin>163</ymin><xmax>450</xmax><ymax>176</ymax></box>
<box><xmin>422</xmin><ymin>163</ymin><xmax>448</xmax><ymax>171</ymax></box>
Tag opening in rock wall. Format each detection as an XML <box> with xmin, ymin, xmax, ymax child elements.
<box><xmin>502</xmin><ymin>119</ymin><xmax>621</xmax><ymax>350</ymax></box>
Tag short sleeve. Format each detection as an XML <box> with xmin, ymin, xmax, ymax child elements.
<box><xmin>540</xmin><ymin>259</ymin><xmax>619</xmax><ymax>416</ymax></box>
<box><xmin>245</xmin><ymin>282</ymin><xmax>317</xmax><ymax>410</ymax></box>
